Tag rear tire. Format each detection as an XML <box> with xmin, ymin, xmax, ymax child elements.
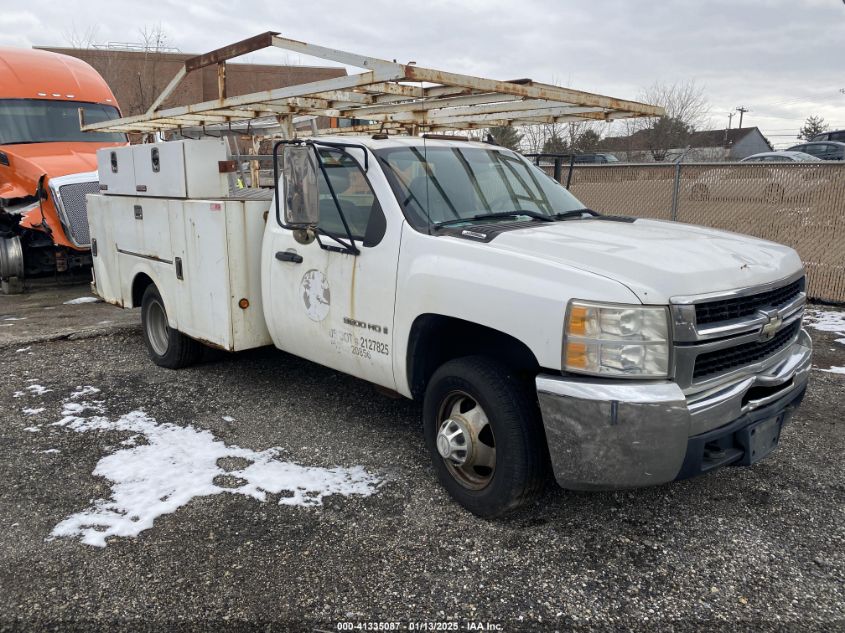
<box><xmin>141</xmin><ymin>284</ymin><xmax>202</xmax><ymax>369</ymax></box>
<box><xmin>423</xmin><ymin>356</ymin><xmax>549</xmax><ymax>518</ymax></box>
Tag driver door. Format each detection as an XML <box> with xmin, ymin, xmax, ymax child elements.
<box><xmin>262</xmin><ymin>145</ymin><xmax>399</xmax><ymax>391</ymax></box>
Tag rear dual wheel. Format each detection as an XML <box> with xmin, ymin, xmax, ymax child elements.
<box><xmin>141</xmin><ymin>285</ymin><xmax>202</xmax><ymax>369</ymax></box>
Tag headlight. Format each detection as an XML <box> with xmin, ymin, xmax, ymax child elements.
<box><xmin>564</xmin><ymin>301</ymin><xmax>670</xmax><ymax>378</ymax></box>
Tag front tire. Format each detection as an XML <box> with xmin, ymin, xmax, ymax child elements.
<box><xmin>423</xmin><ymin>356</ymin><xmax>548</xmax><ymax>517</ymax></box>
<box><xmin>141</xmin><ymin>284</ymin><xmax>202</xmax><ymax>369</ymax></box>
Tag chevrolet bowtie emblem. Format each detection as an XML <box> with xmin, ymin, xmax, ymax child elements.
<box><xmin>760</xmin><ymin>314</ymin><xmax>783</xmax><ymax>341</ymax></box>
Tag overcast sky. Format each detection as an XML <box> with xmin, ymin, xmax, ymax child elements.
<box><xmin>3</xmin><ymin>0</ymin><xmax>844</xmax><ymax>148</ymax></box>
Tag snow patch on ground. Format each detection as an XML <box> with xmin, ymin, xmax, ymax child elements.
<box><xmin>23</xmin><ymin>426</ymin><xmax>41</xmax><ymax>432</ymax></box>
<box><xmin>49</xmin><ymin>390</ymin><xmax>381</xmax><ymax>547</ymax></box>
<box><xmin>70</xmin><ymin>386</ymin><xmax>101</xmax><ymax>399</ymax></box>
<box><xmin>3</xmin><ymin>316</ymin><xmax>26</xmax><ymax>321</ymax></box>
<box><xmin>63</xmin><ymin>296</ymin><xmax>101</xmax><ymax>305</ymax></box>
<box><xmin>15</xmin><ymin>347</ymin><xmax>31</xmax><ymax>353</ymax></box>
<box><xmin>14</xmin><ymin>384</ymin><xmax>51</xmax><ymax>398</ymax></box>
<box><xmin>819</xmin><ymin>366</ymin><xmax>845</xmax><ymax>375</ymax></box>
<box><xmin>23</xmin><ymin>407</ymin><xmax>45</xmax><ymax>415</ymax></box>
<box><xmin>804</xmin><ymin>309</ymin><xmax>845</xmax><ymax>341</ymax></box>
<box><xmin>42</xmin><ymin>449</ymin><xmax>60</xmax><ymax>454</ymax></box>
<box><xmin>222</xmin><ymin>415</ymin><xmax>235</xmax><ymax>422</ymax></box>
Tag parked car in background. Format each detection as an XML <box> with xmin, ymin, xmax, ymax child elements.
<box><xmin>570</xmin><ymin>152</ymin><xmax>619</xmax><ymax>164</ymax></box>
<box><xmin>786</xmin><ymin>141</ymin><xmax>845</xmax><ymax>161</ymax></box>
<box><xmin>740</xmin><ymin>151</ymin><xmax>819</xmax><ymax>163</ymax></box>
<box><xmin>810</xmin><ymin>129</ymin><xmax>845</xmax><ymax>143</ymax></box>
<box><xmin>689</xmin><ymin>158</ymin><xmax>830</xmax><ymax>204</ymax></box>
<box><xmin>527</xmin><ymin>152</ymin><xmax>619</xmax><ymax>166</ymax></box>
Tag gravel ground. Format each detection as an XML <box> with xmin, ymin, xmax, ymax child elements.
<box><xmin>0</xmin><ymin>288</ymin><xmax>843</xmax><ymax>632</ymax></box>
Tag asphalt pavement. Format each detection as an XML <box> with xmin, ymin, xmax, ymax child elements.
<box><xmin>0</xmin><ymin>283</ymin><xmax>843</xmax><ymax>632</ymax></box>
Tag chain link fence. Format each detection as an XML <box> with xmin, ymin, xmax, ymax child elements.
<box><xmin>542</xmin><ymin>163</ymin><xmax>845</xmax><ymax>303</ymax></box>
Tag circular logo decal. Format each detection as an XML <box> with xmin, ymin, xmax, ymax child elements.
<box><xmin>300</xmin><ymin>269</ymin><xmax>331</xmax><ymax>322</ymax></box>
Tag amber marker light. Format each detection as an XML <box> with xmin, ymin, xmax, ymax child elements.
<box><xmin>567</xmin><ymin>305</ymin><xmax>589</xmax><ymax>336</ymax></box>
<box><xmin>565</xmin><ymin>342</ymin><xmax>589</xmax><ymax>369</ymax></box>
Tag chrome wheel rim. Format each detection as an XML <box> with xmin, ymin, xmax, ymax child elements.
<box><xmin>436</xmin><ymin>391</ymin><xmax>496</xmax><ymax>490</ymax></box>
<box><xmin>145</xmin><ymin>297</ymin><xmax>170</xmax><ymax>357</ymax></box>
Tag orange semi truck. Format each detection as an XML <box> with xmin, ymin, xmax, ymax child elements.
<box><xmin>0</xmin><ymin>47</ymin><xmax>125</xmax><ymax>290</ymax></box>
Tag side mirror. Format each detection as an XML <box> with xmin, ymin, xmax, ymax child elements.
<box><xmin>283</xmin><ymin>146</ymin><xmax>319</xmax><ymax>230</ymax></box>
<box><xmin>36</xmin><ymin>174</ymin><xmax>48</xmax><ymax>200</ymax></box>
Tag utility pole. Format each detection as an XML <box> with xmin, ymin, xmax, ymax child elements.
<box><xmin>727</xmin><ymin>112</ymin><xmax>735</xmax><ymax>129</ymax></box>
<box><xmin>736</xmin><ymin>106</ymin><xmax>749</xmax><ymax>129</ymax></box>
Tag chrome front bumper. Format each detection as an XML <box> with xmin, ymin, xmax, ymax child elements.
<box><xmin>536</xmin><ymin>328</ymin><xmax>812</xmax><ymax>490</ymax></box>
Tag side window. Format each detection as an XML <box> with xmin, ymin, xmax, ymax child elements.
<box><xmin>801</xmin><ymin>144</ymin><xmax>823</xmax><ymax>157</ymax></box>
<box><xmin>316</xmin><ymin>149</ymin><xmax>386</xmax><ymax>247</ymax></box>
<box><xmin>816</xmin><ymin>144</ymin><xmax>834</xmax><ymax>160</ymax></box>
<box><xmin>829</xmin><ymin>132</ymin><xmax>845</xmax><ymax>142</ymax></box>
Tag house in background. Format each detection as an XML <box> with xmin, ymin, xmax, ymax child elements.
<box><xmin>597</xmin><ymin>127</ymin><xmax>773</xmax><ymax>162</ymax></box>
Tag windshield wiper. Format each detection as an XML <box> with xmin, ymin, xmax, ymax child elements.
<box><xmin>434</xmin><ymin>210</ymin><xmax>554</xmax><ymax>229</ymax></box>
<box><xmin>553</xmin><ymin>208</ymin><xmax>600</xmax><ymax>220</ymax></box>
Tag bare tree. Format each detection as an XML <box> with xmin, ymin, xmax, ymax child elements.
<box><xmin>624</xmin><ymin>80</ymin><xmax>711</xmax><ymax>161</ymax></box>
<box><xmin>131</xmin><ymin>24</ymin><xmax>173</xmax><ymax>115</ymax></box>
<box><xmin>521</xmin><ymin>123</ymin><xmax>565</xmax><ymax>154</ymax></box>
<box><xmin>639</xmin><ymin>80</ymin><xmax>710</xmax><ymax>130</ymax></box>
<box><xmin>63</xmin><ymin>23</ymin><xmax>100</xmax><ymax>49</ymax></box>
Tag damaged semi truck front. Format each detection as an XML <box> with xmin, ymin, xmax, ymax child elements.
<box><xmin>0</xmin><ymin>47</ymin><xmax>125</xmax><ymax>291</ymax></box>
<box><xmin>84</xmin><ymin>34</ymin><xmax>812</xmax><ymax>517</ymax></box>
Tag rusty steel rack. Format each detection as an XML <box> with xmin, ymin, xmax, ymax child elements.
<box><xmin>81</xmin><ymin>32</ymin><xmax>664</xmax><ymax>136</ymax></box>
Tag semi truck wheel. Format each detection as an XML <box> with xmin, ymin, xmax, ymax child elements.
<box><xmin>423</xmin><ymin>356</ymin><xmax>548</xmax><ymax>517</ymax></box>
<box><xmin>141</xmin><ymin>285</ymin><xmax>202</xmax><ymax>369</ymax></box>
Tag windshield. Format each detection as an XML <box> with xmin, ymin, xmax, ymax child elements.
<box><xmin>374</xmin><ymin>145</ymin><xmax>587</xmax><ymax>230</ymax></box>
<box><xmin>0</xmin><ymin>99</ymin><xmax>125</xmax><ymax>145</ymax></box>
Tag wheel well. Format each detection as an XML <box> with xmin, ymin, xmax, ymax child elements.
<box><xmin>406</xmin><ymin>314</ymin><xmax>540</xmax><ymax>400</ymax></box>
<box><xmin>131</xmin><ymin>273</ymin><xmax>154</xmax><ymax>308</ymax></box>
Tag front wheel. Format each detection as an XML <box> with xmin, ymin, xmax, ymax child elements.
<box><xmin>141</xmin><ymin>284</ymin><xmax>202</xmax><ymax>369</ymax></box>
<box><xmin>423</xmin><ymin>356</ymin><xmax>549</xmax><ymax>517</ymax></box>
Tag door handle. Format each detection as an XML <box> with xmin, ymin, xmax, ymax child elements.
<box><xmin>275</xmin><ymin>250</ymin><xmax>303</xmax><ymax>264</ymax></box>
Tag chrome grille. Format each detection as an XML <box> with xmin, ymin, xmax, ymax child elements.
<box><xmin>695</xmin><ymin>277</ymin><xmax>805</xmax><ymax>325</ymax></box>
<box><xmin>56</xmin><ymin>180</ymin><xmax>99</xmax><ymax>248</ymax></box>
<box><xmin>671</xmin><ymin>274</ymin><xmax>807</xmax><ymax>390</ymax></box>
<box><xmin>692</xmin><ymin>321</ymin><xmax>801</xmax><ymax>380</ymax></box>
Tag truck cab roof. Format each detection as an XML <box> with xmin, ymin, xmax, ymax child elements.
<box><xmin>0</xmin><ymin>47</ymin><xmax>118</xmax><ymax>106</ymax></box>
<box><xmin>305</xmin><ymin>134</ymin><xmax>514</xmax><ymax>153</ymax></box>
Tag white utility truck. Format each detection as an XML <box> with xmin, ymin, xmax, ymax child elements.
<box><xmin>84</xmin><ymin>35</ymin><xmax>812</xmax><ymax>516</ymax></box>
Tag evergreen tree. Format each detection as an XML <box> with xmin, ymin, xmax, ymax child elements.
<box><xmin>488</xmin><ymin>126</ymin><xmax>523</xmax><ymax>151</ymax></box>
<box><xmin>798</xmin><ymin>115</ymin><xmax>829</xmax><ymax>141</ymax></box>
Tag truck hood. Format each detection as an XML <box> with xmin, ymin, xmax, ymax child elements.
<box><xmin>0</xmin><ymin>142</ymin><xmax>120</xmax><ymax>199</ymax></box>
<box><xmin>489</xmin><ymin>218</ymin><xmax>803</xmax><ymax>304</ymax></box>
